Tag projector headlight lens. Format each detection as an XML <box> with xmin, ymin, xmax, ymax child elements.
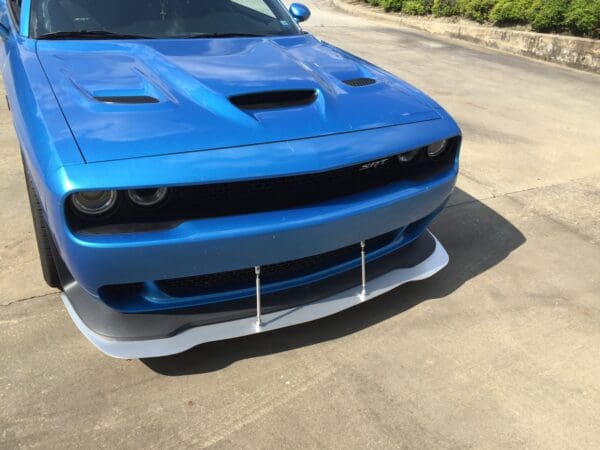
<box><xmin>71</xmin><ymin>190</ymin><xmax>118</xmax><ymax>216</ymax></box>
<box><xmin>426</xmin><ymin>139</ymin><xmax>449</xmax><ymax>159</ymax></box>
<box><xmin>397</xmin><ymin>149</ymin><xmax>421</xmax><ymax>164</ymax></box>
<box><xmin>128</xmin><ymin>187</ymin><xmax>169</xmax><ymax>207</ymax></box>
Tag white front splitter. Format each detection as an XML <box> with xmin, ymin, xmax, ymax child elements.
<box><xmin>62</xmin><ymin>233</ymin><xmax>448</xmax><ymax>359</ymax></box>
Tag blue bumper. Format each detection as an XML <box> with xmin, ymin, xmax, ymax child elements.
<box><xmin>59</xmin><ymin>171</ymin><xmax>455</xmax><ymax>312</ymax></box>
<box><xmin>41</xmin><ymin>120</ymin><xmax>460</xmax><ymax>313</ymax></box>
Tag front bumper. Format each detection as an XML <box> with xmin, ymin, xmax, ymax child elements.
<box><xmin>45</xmin><ymin>119</ymin><xmax>460</xmax><ymax>305</ymax></box>
<box><xmin>58</xmin><ymin>169</ymin><xmax>456</xmax><ymax>307</ymax></box>
<box><xmin>62</xmin><ymin>230</ymin><xmax>447</xmax><ymax>359</ymax></box>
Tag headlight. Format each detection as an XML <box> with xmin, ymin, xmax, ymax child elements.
<box><xmin>128</xmin><ymin>187</ymin><xmax>169</xmax><ymax>207</ymax></box>
<box><xmin>426</xmin><ymin>139</ymin><xmax>449</xmax><ymax>159</ymax></box>
<box><xmin>397</xmin><ymin>149</ymin><xmax>421</xmax><ymax>164</ymax></box>
<box><xmin>71</xmin><ymin>190</ymin><xmax>118</xmax><ymax>216</ymax></box>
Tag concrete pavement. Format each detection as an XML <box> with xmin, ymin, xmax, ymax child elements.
<box><xmin>1</xmin><ymin>0</ymin><xmax>599</xmax><ymax>448</ymax></box>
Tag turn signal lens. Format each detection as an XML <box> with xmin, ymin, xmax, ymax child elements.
<box><xmin>71</xmin><ymin>190</ymin><xmax>118</xmax><ymax>216</ymax></box>
<box><xmin>128</xmin><ymin>187</ymin><xmax>168</xmax><ymax>207</ymax></box>
<box><xmin>426</xmin><ymin>139</ymin><xmax>449</xmax><ymax>159</ymax></box>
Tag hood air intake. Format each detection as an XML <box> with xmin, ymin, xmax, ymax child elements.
<box><xmin>230</xmin><ymin>89</ymin><xmax>317</xmax><ymax>110</ymax></box>
<box><xmin>94</xmin><ymin>95</ymin><xmax>159</xmax><ymax>104</ymax></box>
<box><xmin>343</xmin><ymin>77</ymin><xmax>376</xmax><ymax>87</ymax></box>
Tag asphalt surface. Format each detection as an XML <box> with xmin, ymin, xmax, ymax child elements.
<box><xmin>1</xmin><ymin>0</ymin><xmax>600</xmax><ymax>448</ymax></box>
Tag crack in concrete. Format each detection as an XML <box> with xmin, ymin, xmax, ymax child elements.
<box><xmin>1</xmin><ymin>292</ymin><xmax>56</xmax><ymax>308</ymax></box>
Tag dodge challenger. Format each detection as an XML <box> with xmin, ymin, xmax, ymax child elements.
<box><xmin>0</xmin><ymin>0</ymin><xmax>461</xmax><ymax>358</ymax></box>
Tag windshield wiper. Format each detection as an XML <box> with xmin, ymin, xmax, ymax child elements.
<box><xmin>37</xmin><ymin>30</ymin><xmax>155</xmax><ymax>40</ymax></box>
<box><xmin>176</xmin><ymin>32</ymin><xmax>268</xmax><ymax>39</ymax></box>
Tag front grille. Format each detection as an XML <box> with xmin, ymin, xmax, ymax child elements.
<box><xmin>70</xmin><ymin>138</ymin><xmax>459</xmax><ymax>234</ymax></box>
<box><xmin>173</xmin><ymin>152</ymin><xmax>427</xmax><ymax>213</ymax></box>
<box><xmin>155</xmin><ymin>230</ymin><xmax>398</xmax><ymax>298</ymax></box>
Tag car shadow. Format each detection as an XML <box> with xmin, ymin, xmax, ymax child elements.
<box><xmin>141</xmin><ymin>188</ymin><xmax>525</xmax><ymax>376</ymax></box>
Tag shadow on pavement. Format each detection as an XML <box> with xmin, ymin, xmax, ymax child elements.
<box><xmin>142</xmin><ymin>189</ymin><xmax>525</xmax><ymax>376</ymax></box>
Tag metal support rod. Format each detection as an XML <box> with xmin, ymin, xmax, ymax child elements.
<box><xmin>255</xmin><ymin>266</ymin><xmax>262</xmax><ymax>327</ymax></box>
<box><xmin>360</xmin><ymin>241</ymin><xmax>367</xmax><ymax>299</ymax></box>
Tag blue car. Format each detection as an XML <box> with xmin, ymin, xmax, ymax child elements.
<box><xmin>1</xmin><ymin>0</ymin><xmax>461</xmax><ymax>358</ymax></box>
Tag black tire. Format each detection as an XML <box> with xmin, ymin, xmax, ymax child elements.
<box><xmin>22</xmin><ymin>156</ymin><xmax>62</xmax><ymax>289</ymax></box>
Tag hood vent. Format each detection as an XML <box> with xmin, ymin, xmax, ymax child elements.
<box><xmin>94</xmin><ymin>95</ymin><xmax>160</xmax><ymax>104</ymax></box>
<box><xmin>230</xmin><ymin>89</ymin><xmax>317</xmax><ymax>110</ymax></box>
<box><xmin>343</xmin><ymin>77</ymin><xmax>376</xmax><ymax>87</ymax></box>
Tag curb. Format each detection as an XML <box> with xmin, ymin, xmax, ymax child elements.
<box><xmin>329</xmin><ymin>0</ymin><xmax>600</xmax><ymax>74</ymax></box>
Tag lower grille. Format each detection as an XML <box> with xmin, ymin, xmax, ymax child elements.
<box><xmin>155</xmin><ymin>230</ymin><xmax>398</xmax><ymax>298</ymax></box>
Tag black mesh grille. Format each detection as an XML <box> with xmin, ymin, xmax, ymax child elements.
<box><xmin>100</xmin><ymin>282</ymin><xmax>144</xmax><ymax>301</ymax></box>
<box><xmin>343</xmin><ymin>77</ymin><xmax>376</xmax><ymax>87</ymax></box>
<box><xmin>155</xmin><ymin>230</ymin><xmax>398</xmax><ymax>298</ymax></box>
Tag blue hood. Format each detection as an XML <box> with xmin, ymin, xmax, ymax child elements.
<box><xmin>36</xmin><ymin>35</ymin><xmax>440</xmax><ymax>163</ymax></box>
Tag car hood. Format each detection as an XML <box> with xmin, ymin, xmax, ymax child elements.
<box><xmin>36</xmin><ymin>35</ymin><xmax>440</xmax><ymax>163</ymax></box>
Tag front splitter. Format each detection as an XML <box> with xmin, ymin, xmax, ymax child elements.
<box><xmin>61</xmin><ymin>231</ymin><xmax>448</xmax><ymax>359</ymax></box>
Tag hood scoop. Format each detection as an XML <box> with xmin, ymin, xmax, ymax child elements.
<box><xmin>37</xmin><ymin>36</ymin><xmax>441</xmax><ymax>163</ymax></box>
<box><xmin>94</xmin><ymin>95</ymin><xmax>160</xmax><ymax>104</ymax></box>
<box><xmin>343</xmin><ymin>77</ymin><xmax>376</xmax><ymax>87</ymax></box>
<box><xmin>230</xmin><ymin>89</ymin><xmax>317</xmax><ymax>110</ymax></box>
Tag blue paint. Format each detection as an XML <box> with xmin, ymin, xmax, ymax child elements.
<box><xmin>36</xmin><ymin>35</ymin><xmax>442</xmax><ymax>163</ymax></box>
<box><xmin>62</xmin><ymin>168</ymin><xmax>457</xmax><ymax>305</ymax></box>
<box><xmin>1</xmin><ymin>6</ymin><xmax>462</xmax><ymax>313</ymax></box>
<box><xmin>289</xmin><ymin>3</ymin><xmax>311</xmax><ymax>22</ymax></box>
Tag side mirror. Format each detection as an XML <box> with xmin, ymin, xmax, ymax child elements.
<box><xmin>289</xmin><ymin>3</ymin><xmax>311</xmax><ymax>23</ymax></box>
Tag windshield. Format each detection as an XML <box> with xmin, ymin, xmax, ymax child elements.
<box><xmin>30</xmin><ymin>0</ymin><xmax>302</xmax><ymax>39</ymax></box>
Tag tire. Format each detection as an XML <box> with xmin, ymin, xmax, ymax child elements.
<box><xmin>22</xmin><ymin>156</ymin><xmax>62</xmax><ymax>289</ymax></box>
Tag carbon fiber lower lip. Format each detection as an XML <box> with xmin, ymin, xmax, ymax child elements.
<box><xmin>61</xmin><ymin>231</ymin><xmax>447</xmax><ymax>358</ymax></box>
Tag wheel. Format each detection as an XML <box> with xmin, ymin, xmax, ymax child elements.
<box><xmin>22</xmin><ymin>155</ymin><xmax>62</xmax><ymax>289</ymax></box>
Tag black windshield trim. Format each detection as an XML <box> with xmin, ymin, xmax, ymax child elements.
<box><xmin>171</xmin><ymin>32</ymin><xmax>271</xmax><ymax>39</ymax></box>
<box><xmin>37</xmin><ymin>30</ymin><xmax>156</xmax><ymax>40</ymax></box>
